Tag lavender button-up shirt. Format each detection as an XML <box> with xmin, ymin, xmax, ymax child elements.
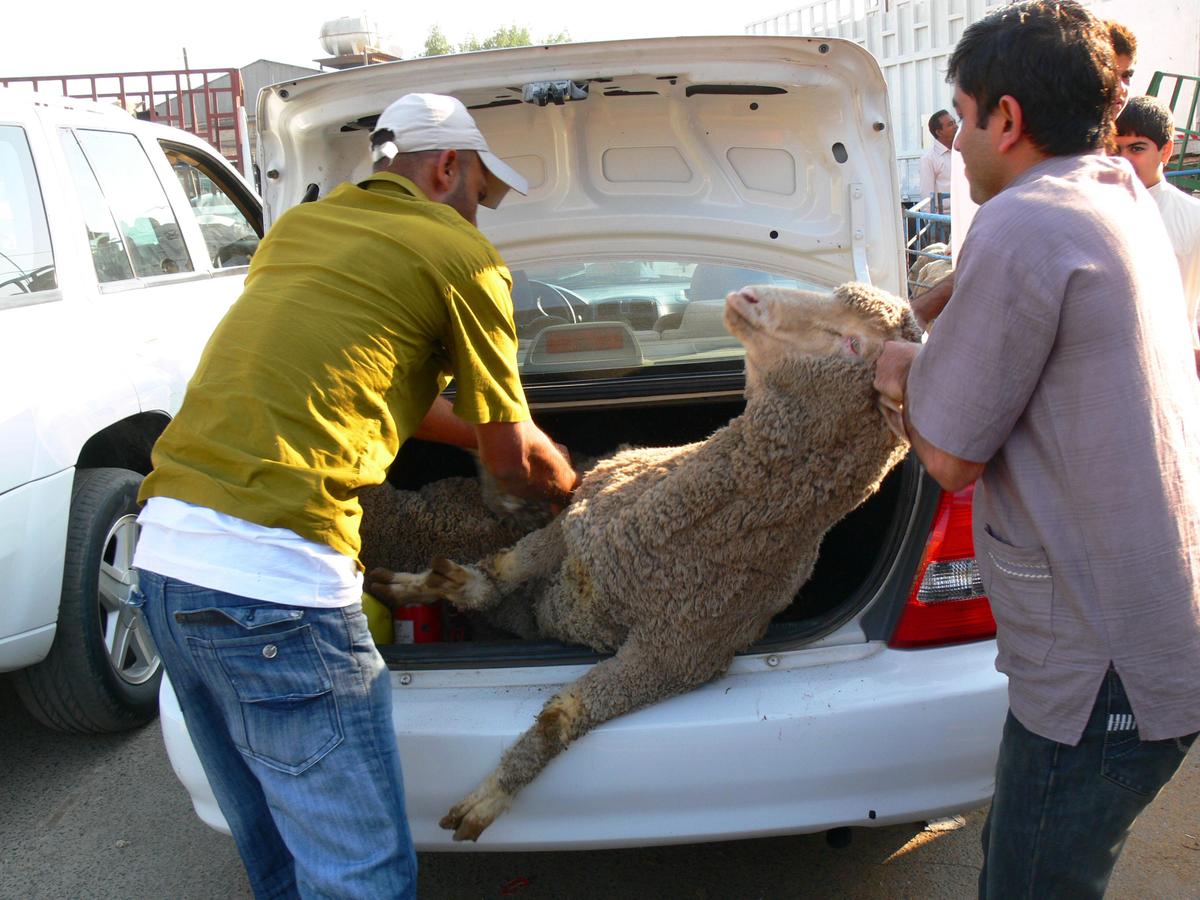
<box><xmin>907</xmin><ymin>153</ymin><xmax>1200</xmax><ymax>745</ymax></box>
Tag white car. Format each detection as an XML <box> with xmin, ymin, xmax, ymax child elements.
<box><xmin>160</xmin><ymin>36</ymin><xmax>1008</xmax><ymax>849</ymax></box>
<box><xmin>0</xmin><ymin>88</ymin><xmax>261</xmax><ymax>732</ymax></box>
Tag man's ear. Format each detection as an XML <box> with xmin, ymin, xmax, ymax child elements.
<box><xmin>428</xmin><ymin>149</ymin><xmax>460</xmax><ymax>197</ymax></box>
<box><xmin>1161</xmin><ymin>137</ymin><xmax>1175</xmax><ymax>168</ymax></box>
<box><xmin>995</xmin><ymin>95</ymin><xmax>1024</xmax><ymax>153</ymax></box>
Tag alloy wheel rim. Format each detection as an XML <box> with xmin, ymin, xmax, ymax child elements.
<box><xmin>97</xmin><ymin>513</ymin><xmax>160</xmax><ymax>686</ymax></box>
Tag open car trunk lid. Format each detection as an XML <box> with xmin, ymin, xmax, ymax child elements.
<box><xmin>258</xmin><ymin>36</ymin><xmax>904</xmax><ymax>294</ymax></box>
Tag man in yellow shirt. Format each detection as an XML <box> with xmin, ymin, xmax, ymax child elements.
<box><xmin>132</xmin><ymin>93</ymin><xmax>576</xmax><ymax>899</ymax></box>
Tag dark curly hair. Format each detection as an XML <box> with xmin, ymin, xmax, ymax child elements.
<box><xmin>1106</xmin><ymin>20</ymin><xmax>1137</xmax><ymax>60</ymax></box>
<box><xmin>947</xmin><ymin>0</ymin><xmax>1117</xmax><ymax>156</ymax></box>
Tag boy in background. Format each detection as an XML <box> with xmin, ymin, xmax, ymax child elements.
<box><xmin>1115</xmin><ymin>95</ymin><xmax>1200</xmax><ymax>372</ymax></box>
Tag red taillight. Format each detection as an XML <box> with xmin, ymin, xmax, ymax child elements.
<box><xmin>888</xmin><ymin>484</ymin><xmax>997</xmax><ymax>649</ymax></box>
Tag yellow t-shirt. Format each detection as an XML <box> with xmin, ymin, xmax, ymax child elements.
<box><xmin>139</xmin><ymin>173</ymin><xmax>529</xmax><ymax>563</ymax></box>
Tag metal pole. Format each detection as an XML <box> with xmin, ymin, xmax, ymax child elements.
<box><xmin>238</xmin><ymin>105</ymin><xmax>253</xmax><ymax>181</ymax></box>
<box><xmin>183</xmin><ymin>47</ymin><xmax>198</xmax><ymax>133</ymax></box>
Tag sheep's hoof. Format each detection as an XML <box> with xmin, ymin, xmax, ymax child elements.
<box><xmin>440</xmin><ymin>774</ymin><xmax>512</xmax><ymax>841</ymax></box>
<box><xmin>426</xmin><ymin>557</ymin><xmax>494</xmax><ymax>609</ymax></box>
<box><xmin>363</xmin><ymin>568</ymin><xmax>439</xmax><ymax>606</ymax></box>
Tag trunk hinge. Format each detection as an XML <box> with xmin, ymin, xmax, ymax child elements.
<box><xmin>848</xmin><ymin>182</ymin><xmax>871</xmax><ymax>283</ymax></box>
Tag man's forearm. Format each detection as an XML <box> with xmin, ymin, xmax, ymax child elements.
<box><xmin>911</xmin><ymin>272</ymin><xmax>955</xmax><ymax>330</ymax></box>
<box><xmin>413</xmin><ymin>396</ymin><xmax>477</xmax><ymax>449</ymax></box>
<box><xmin>902</xmin><ymin>404</ymin><xmax>985</xmax><ymax>492</ymax></box>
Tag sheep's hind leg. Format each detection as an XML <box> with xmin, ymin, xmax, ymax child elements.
<box><xmin>441</xmin><ymin>634</ymin><xmax>728</xmax><ymax>841</ymax></box>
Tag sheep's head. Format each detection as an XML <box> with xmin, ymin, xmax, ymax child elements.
<box><xmin>724</xmin><ymin>281</ymin><xmax>920</xmax><ymax>389</ymax></box>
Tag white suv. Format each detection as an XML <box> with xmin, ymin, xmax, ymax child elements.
<box><xmin>0</xmin><ymin>87</ymin><xmax>261</xmax><ymax>732</ymax></box>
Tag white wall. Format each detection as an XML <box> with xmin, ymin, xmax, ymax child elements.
<box><xmin>746</xmin><ymin>0</ymin><xmax>1004</xmax><ymax>198</ymax></box>
<box><xmin>748</xmin><ymin>0</ymin><xmax>1200</xmax><ymax>198</ymax></box>
<box><xmin>1084</xmin><ymin>0</ymin><xmax>1200</xmax><ymax>95</ymax></box>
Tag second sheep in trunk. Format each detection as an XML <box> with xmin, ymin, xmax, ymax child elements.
<box><xmin>368</xmin><ymin>281</ymin><xmax>921</xmax><ymax>841</ymax></box>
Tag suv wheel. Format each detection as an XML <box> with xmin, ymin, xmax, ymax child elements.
<box><xmin>15</xmin><ymin>468</ymin><xmax>161</xmax><ymax>732</ymax></box>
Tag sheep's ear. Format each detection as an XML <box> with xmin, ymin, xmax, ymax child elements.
<box><xmin>898</xmin><ymin>310</ymin><xmax>923</xmax><ymax>343</ymax></box>
<box><xmin>833</xmin><ymin>282</ymin><xmax>907</xmax><ymax>334</ymax></box>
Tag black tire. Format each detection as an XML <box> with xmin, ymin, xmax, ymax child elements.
<box><xmin>14</xmin><ymin>468</ymin><xmax>161</xmax><ymax>732</ymax></box>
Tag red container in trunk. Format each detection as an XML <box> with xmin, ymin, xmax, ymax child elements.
<box><xmin>393</xmin><ymin>603</ymin><xmax>442</xmax><ymax>643</ymax></box>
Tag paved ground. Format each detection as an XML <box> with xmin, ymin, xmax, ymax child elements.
<box><xmin>2</xmin><ymin>673</ymin><xmax>1197</xmax><ymax>899</ymax></box>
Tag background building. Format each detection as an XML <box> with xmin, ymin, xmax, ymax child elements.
<box><xmin>747</xmin><ymin>0</ymin><xmax>1200</xmax><ymax>198</ymax></box>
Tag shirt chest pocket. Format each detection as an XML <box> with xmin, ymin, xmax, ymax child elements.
<box><xmin>978</xmin><ymin>525</ymin><xmax>1055</xmax><ymax>664</ymax></box>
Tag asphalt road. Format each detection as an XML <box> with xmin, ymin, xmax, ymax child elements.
<box><xmin>2</xmin><ymin>673</ymin><xmax>1197</xmax><ymax>899</ymax></box>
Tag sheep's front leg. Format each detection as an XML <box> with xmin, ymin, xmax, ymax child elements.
<box><xmin>363</xmin><ymin>568</ymin><xmax>441</xmax><ymax>607</ymax></box>
<box><xmin>442</xmin><ymin>635</ymin><xmax>729</xmax><ymax>841</ymax></box>
<box><xmin>365</xmin><ymin>557</ymin><xmax>495</xmax><ymax>609</ymax></box>
<box><xmin>366</xmin><ymin>518</ymin><xmax>566</xmax><ymax>612</ymax></box>
<box><xmin>478</xmin><ymin>515</ymin><xmax>566</xmax><ymax>586</ymax></box>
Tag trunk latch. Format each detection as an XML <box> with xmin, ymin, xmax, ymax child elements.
<box><xmin>522</xmin><ymin>80</ymin><xmax>589</xmax><ymax>106</ymax></box>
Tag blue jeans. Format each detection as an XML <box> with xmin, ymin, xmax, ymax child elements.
<box><xmin>980</xmin><ymin>668</ymin><xmax>1196</xmax><ymax>898</ymax></box>
<box><xmin>135</xmin><ymin>569</ymin><xmax>417</xmax><ymax>900</ymax></box>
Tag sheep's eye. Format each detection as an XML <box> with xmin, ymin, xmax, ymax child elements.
<box><xmin>849</xmin><ymin>337</ymin><xmax>861</xmax><ymax>354</ymax></box>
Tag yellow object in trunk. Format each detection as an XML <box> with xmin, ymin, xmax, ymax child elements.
<box><xmin>362</xmin><ymin>591</ymin><xmax>394</xmax><ymax>645</ymax></box>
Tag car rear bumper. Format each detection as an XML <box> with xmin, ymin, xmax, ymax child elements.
<box><xmin>159</xmin><ymin>638</ymin><xmax>1007</xmax><ymax>850</ymax></box>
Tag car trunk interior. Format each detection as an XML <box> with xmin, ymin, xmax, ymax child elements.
<box><xmin>376</xmin><ymin>394</ymin><xmax>918</xmax><ymax>669</ymax></box>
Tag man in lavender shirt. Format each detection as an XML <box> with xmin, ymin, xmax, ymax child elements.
<box><xmin>873</xmin><ymin>3</ymin><xmax>1200</xmax><ymax>897</ymax></box>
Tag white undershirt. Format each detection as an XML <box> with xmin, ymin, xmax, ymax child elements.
<box><xmin>919</xmin><ymin>141</ymin><xmax>952</xmax><ymax>198</ymax></box>
<box><xmin>133</xmin><ymin>497</ymin><xmax>363</xmax><ymax>608</ymax></box>
<box><xmin>1148</xmin><ymin>179</ymin><xmax>1200</xmax><ymax>349</ymax></box>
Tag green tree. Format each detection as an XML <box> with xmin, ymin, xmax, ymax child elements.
<box><xmin>421</xmin><ymin>24</ymin><xmax>570</xmax><ymax>56</ymax></box>
<box><xmin>423</xmin><ymin>25</ymin><xmax>453</xmax><ymax>57</ymax></box>
<box><xmin>478</xmin><ymin>25</ymin><xmax>531</xmax><ymax>50</ymax></box>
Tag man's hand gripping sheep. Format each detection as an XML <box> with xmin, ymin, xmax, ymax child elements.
<box><xmin>367</xmin><ymin>282</ymin><xmax>921</xmax><ymax>842</ymax></box>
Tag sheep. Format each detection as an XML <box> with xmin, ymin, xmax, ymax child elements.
<box><xmin>358</xmin><ymin>473</ymin><xmax>550</xmax><ymax>577</ymax></box>
<box><xmin>907</xmin><ymin>240</ymin><xmax>948</xmax><ymax>283</ymax></box>
<box><xmin>908</xmin><ymin>241</ymin><xmax>952</xmax><ymax>300</ymax></box>
<box><xmin>358</xmin><ymin>472</ymin><xmax>555</xmax><ymax>637</ymax></box>
<box><xmin>915</xmin><ymin>258</ymin><xmax>953</xmax><ymax>296</ymax></box>
<box><xmin>367</xmin><ymin>281</ymin><xmax>922</xmax><ymax>841</ymax></box>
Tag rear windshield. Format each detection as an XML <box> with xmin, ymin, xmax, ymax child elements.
<box><xmin>512</xmin><ymin>259</ymin><xmax>821</xmax><ymax>378</ymax></box>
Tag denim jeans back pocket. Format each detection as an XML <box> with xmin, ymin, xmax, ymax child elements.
<box><xmin>174</xmin><ymin>605</ymin><xmax>304</xmax><ymax>629</ymax></box>
<box><xmin>196</xmin><ymin>624</ymin><xmax>344</xmax><ymax>775</ymax></box>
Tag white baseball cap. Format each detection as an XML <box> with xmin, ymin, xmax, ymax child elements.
<box><xmin>370</xmin><ymin>93</ymin><xmax>528</xmax><ymax>209</ymax></box>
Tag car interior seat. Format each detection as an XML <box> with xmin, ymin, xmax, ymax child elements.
<box><xmin>684</xmin><ymin>264</ymin><xmax>775</xmax><ymax>302</ymax></box>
